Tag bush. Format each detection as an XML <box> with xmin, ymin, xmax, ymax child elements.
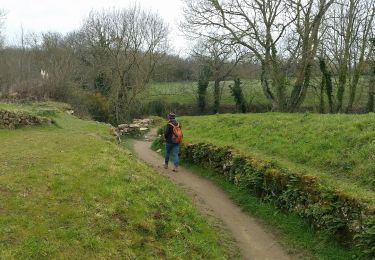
<box><xmin>229</xmin><ymin>78</ymin><xmax>247</xmax><ymax>113</ymax></box>
<box><xmin>88</xmin><ymin>92</ymin><xmax>110</xmax><ymax>122</ymax></box>
<box><xmin>197</xmin><ymin>79</ymin><xmax>209</xmax><ymax>113</ymax></box>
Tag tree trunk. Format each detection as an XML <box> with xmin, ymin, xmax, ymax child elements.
<box><xmin>336</xmin><ymin>0</ymin><xmax>356</xmax><ymax>113</ymax></box>
<box><xmin>197</xmin><ymin>79</ymin><xmax>209</xmax><ymax>113</ymax></box>
<box><xmin>213</xmin><ymin>79</ymin><xmax>221</xmax><ymax>113</ymax></box>
<box><xmin>270</xmin><ymin>45</ymin><xmax>287</xmax><ymax>111</ymax></box>
<box><xmin>260</xmin><ymin>62</ymin><xmax>276</xmax><ymax>110</ymax></box>
<box><xmin>346</xmin><ymin>68</ymin><xmax>361</xmax><ymax>113</ymax></box>
<box><xmin>290</xmin><ymin>62</ymin><xmax>313</xmax><ymax>112</ymax></box>
<box><xmin>319</xmin><ymin>76</ymin><xmax>325</xmax><ymax>113</ymax></box>
<box><xmin>346</xmin><ymin>19</ymin><xmax>371</xmax><ymax>113</ymax></box>
<box><xmin>289</xmin><ymin>58</ymin><xmax>313</xmax><ymax>112</ymax></box>
<box><xmin>367</xmin><ymin>62</ymin><xmax>375</xmax><ymax>112</ymax></box>
<box><xmin>289</xmin><ymin>0</ymin><xmax>333</xmax><ymax>112</ymax></box>
<box><xmin>325</xmin><ymin>70</ymin><xmax>334</xmax><ymax>114</ymax></box>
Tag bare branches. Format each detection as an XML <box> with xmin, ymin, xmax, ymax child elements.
<box><xmin>80</xmin><ymin>6</ymin><xmax>169</xmax><ymax>122</ymax></box>
<box><xmin>319</xmin><ymin>0</ymin><xmax>375</xmax><ymax>112</ymax></box>
<box><xmin>181</xmin><ymin>0</ymin><xmax>291</xmax><ymax>60</ymax></box>
<box><xmin>182</xmin><ymin>0</ymin><xmax>335</xmax><ymax>111</ymax></box>
<box><xmin>0</xmin><ymin>9</ymin><xmax>6</xmax><ymax>47</ymax></box>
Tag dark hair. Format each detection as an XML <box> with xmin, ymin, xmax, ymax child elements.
<box><xmin>168</xmin><ymin>112</ymin><xmax>176</xmax><ymax>120</ymax></box>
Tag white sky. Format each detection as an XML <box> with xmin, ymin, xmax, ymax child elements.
<box><xmin>1</xmin><ymin>0</ymin><xmax>189</xmax><ymax>55</ymax></box>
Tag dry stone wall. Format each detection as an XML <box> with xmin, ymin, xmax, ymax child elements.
<box><xmin>0</xmin><ymin>109</ymin><xmax>50</xmax><ymax>129</ymax></box>
<box><xmin>110</xmin><ymin>118</ymin><xmax>154</xmax><ymax>143</ymax></box>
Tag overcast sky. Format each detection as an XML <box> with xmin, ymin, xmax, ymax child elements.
<box><xmin>2</xmin><ymin>0</ymin><xmax>189</xmax><ymax>54</ymax></box>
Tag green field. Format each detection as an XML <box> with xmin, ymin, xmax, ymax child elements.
<box><xmin>145</xmin><ymin>78</ymin><xmax>370</xmax><ymax>111</ymax></box>
<box><xmin>143</xmin><ymin>81</ymin><xmax>267</xmax><ymax>106</ymax></box>
<box><xmin>179</xmin><ymin>113</ymin><xmax>375</xmax><ymax>200</ymax></box>
<box><xmin>0</xmin><ymin>102</ymin><xmax>230</xmax><ymax>259</ymax></box>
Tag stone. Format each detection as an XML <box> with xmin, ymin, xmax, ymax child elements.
<box><xmin>66</xmin><ymin>110</ymin><xmax>74</xmax><ymax>115</ymax></box>
<box><xmin>129</xmin><ymin>123</ymin><xmax>140</xmax><ymax>128</ymax></box>
<box><xmin>118</xmin><ymin>124</ymin><xmax>129</xmax><ymax>129</ymax></box>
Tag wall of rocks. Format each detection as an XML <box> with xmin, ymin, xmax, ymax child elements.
<box><xmin>110</xmin><ymin>118</ymin><xmax>153</xmax><ymax>143</ymax></box>
<box><xmin>0</xmin><ymin>109</ymin><xmax>50</xmax><ymax>129</ymax></box>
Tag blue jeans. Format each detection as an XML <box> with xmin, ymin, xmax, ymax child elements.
<box><xmin>165</xmin><ymin>143</ymin><xmax>179</xmax><ymax>167</ymax></box>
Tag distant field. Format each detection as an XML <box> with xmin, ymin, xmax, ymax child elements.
<box><xmin>143</xmin><ymin>80</ymin><xmax>268</xmax><ymax>106</ymax></box>
<box><xmin>145</xmin><ymin>78</ymin><xmax>369</xmax><ymax>111</ymax></box>
<box><xmin>179</xmin><ymin>113</ymin><xmax>375</xmax><ymax>200</ymax></box>
<box><xmin>0</xmin><ymin>102</ymin><xmax>229</xmax><ymax>259</ymax></box>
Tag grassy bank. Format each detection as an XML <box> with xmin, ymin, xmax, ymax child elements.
<box><xmin>0</xmin><ymin>102</ymin><xmax>230</xmax><ymax>259</ymax></box>
<box><xmin>182</xmin><ymin>163</ymin><xmax>362</xmax><ymax>259</ymax></box>
<box><xmin>179</xmin><ymin>113</ymin><xmax>375</xmax><ymax>196</ymax></box>
<box><xmin>165</xmin><ymin>112</ymin><xmax>375</xmax><ymax>257</ymax></box>
<box><xmin>151</xmin><ymin>140</ymin><xmax>362</xmax><ymax>259</ymax></box>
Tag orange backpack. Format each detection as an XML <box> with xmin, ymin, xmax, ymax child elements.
<box><xmin>169</xmin><ymin>122</ymin><xmax>183</xmax><ymax>144</ymax></box>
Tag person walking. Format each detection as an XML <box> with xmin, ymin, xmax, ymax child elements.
<box><xmin>164</xmin><ymin>112</ymin><xmax>183</xmax><ymax>172</ymax></box>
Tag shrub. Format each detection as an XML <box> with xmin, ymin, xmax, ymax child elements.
<box><xmin>197</xmin><ymin>79</ymin><xmax>209</xmax><ymax>113</ymax></box>
<box><xmin>229</xmin><ymin>78</ymin><xmax>247</xmax><ymax>113</ymax></box>
<box><xmin>88</xmin><ymin>92</ymin><xmax>110</xmax><ymax>122</ymax></box>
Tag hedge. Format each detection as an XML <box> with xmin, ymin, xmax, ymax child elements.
<box><xmin>175</xmin><ymin>141</ymin><xmax>375</xmax><ymax>258</ymax></box>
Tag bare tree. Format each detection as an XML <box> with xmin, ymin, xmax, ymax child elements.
<box><xmin>321</xmin><ymin>0</ymin><xmax>375</xmax><ymax>112</ymax></box>
<box><xmin>286</xmin><ymin>0</ymin><xmax>335</xmax><ymax>111</ymax></box>
<box><xmin>367</xmin><ymin>38</ymin><xmax>375</xmax><ymax>112</ymax></box>
<box><xmin>192</xmin><ymin>37</ymin><xmax>243</xmax><ymax>113</ymax></box>
<box><xmin>0</xmin><ymin>28</ymin><xmax>47</xmax><ymax>98</ymax></box>
<box><xmin>37</xmin><ymin>32</ymin><xmax>77</xmax><ymax>99</ymax></box>
<box><xmin>0</xmin><ymin>9</ymin><xmax>5</xmax><ymax>47</ymax></box>
<box><xmin>181</xmin><ymin>0</ymin><xmax>333</xmax><ymax>112</ymax></box>
<box><xmin>181</xmin><ymin>0</ymin><xmax>291</xmax><ymax>110</ymax></box>
<box><xmin>81</xmin><ymin>6</ymin><xmax>169</xmax><ymax>122</ymax></box>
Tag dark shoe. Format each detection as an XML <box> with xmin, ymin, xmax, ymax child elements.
<box><xmin>163</xmin><ymin>164</ymin><xmax>168</xmax><ymax>169</ymax></box>
<box><xmin>172</xmin><ymin>166</ymin><xmax>178</xmax><ymax>172</ymax></box>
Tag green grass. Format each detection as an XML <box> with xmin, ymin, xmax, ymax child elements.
<box><xmin>0</xmin><ymin>102</ymin><xmax>231</xmax><ymax>259</ymax></box>
<box><xmin>178</xmin><ymin>113</ymin><xmax>375</xmax><ymax>201</ymax></box>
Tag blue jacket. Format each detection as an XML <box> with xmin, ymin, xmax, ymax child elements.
<box><xmin>164</xmin><ymin>120</ymin><xmax>181</xmax><ymax>144</ymax></box>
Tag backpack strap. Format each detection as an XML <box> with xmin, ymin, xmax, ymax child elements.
<box><xmin>168</xmin><ymin>122</ymin><xmax>179</xmax><ymax>128</ymax></box>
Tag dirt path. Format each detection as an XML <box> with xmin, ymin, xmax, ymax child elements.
<box><xmin>133</xmin><ymin>131</ymin><xmax>290</xmax><ymax>260</ymax></box>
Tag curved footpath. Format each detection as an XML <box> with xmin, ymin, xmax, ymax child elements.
<box><xmin>133</xmin><ymin>131</ymin><xmax>291</xmax><ymax>260</ymax></box>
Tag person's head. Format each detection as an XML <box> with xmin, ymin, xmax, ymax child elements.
<box><xmin>167</xmin><ymin>112</ymin><xmax>176</xmax><ymax>121</ymax></box>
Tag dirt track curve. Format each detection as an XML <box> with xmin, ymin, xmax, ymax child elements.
<box><xmin>133</xmin><ymin>130</ymin><xmax>290</xmax><ymax>260</ymax></box>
